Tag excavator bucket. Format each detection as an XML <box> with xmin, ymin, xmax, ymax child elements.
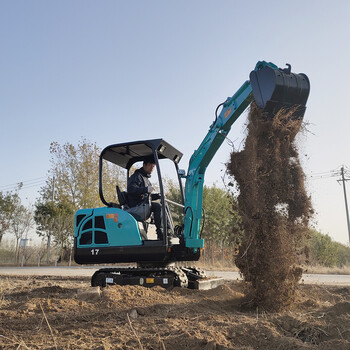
<box><xmin>250</xmin><ymin>64</ymin><xmax>310</xmax><ymax>120</ymax></box>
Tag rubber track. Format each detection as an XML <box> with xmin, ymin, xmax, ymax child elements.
<box><xmin>92</xmin><ymin>266</ymin><xmax>189</xmax><ymax>288</ymax></box>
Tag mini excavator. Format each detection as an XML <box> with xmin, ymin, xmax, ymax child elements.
<box><xmin>74</xmin><ymin>61</ymin><xmax>310</xmax><ymax>288</ymax></box>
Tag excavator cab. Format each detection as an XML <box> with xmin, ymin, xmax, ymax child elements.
<box><xmin>74</xmin><ymin>139</ymin><xmax>198</xmax><ymax>266</ymax></box>
<box><xmin>250</xmin><ymin>62</ymin><xmax>310</xmax><ymax>119</ymax></box>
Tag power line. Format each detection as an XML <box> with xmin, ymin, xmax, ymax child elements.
<box><xmin>309</xmin><ymin>170</ymin><xmax>336</xmax><ymax>175</ymax></box>
<box><xmin>0</xmin><ymin>182</ymin><xmax>46</xmax><ymax>192</ymax></box>
<box><xmin>19</xmin><ymin>182</ymin><xmax>47</xmax><ymax>190</ymax></box>
<box><xmin>0</xmin><ymin>176</ymin><xmax>46</xmax><ymax>188</ymax></box>
<box><xmin>307</xmin><ymin>167</ymin><xmax>344</xmax><ymax>180</ymax></box>
<box><xmin>0</xmin><ymin>181</ymin><xmax>46</xmax><ymax>191</ymax></box>
<box><xmin>0</xmin><ymin>177</ymin><xmax>46</xmax><ymax>192</ymax></box>
<box><xmin>309</xmin><ymin>175</ymin><xmax>337</xmax><ymax>180</ymax></box>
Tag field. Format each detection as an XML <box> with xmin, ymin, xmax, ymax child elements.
<box><xmin>1</xmin><ymin>275</ymin><xmax>350</xmax><ymax>349</ymax></box>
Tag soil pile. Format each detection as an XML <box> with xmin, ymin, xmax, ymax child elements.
<box><xmin>227</xmin><ymin>102</ymin><xmax>313</xmax><ymax>311</ymax></box>
<box><xmin>1</xmin><ymin>276</ymin><xmax>350</xmax><ymax>349</ymax></box>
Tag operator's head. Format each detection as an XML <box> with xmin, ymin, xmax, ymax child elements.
<box><xmin>143</xmin><ymin>156</ymin><xmax>156</xmax><ymax>175</ymax></box>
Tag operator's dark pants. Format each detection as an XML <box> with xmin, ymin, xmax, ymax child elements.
<box><xmin>151</xmin><ymin>202</ymin><xmax>163</xmax><ymax>240</ymax></box>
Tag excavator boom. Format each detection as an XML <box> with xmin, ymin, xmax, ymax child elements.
<box><xmin>184</xmin><ymin>61</ymin><xmax>310</xmax><ymax>249</ymax></box>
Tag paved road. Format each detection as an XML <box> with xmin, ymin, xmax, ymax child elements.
<box><xmin>1</xmin><ymin>266</ymin><xmax>350</xmax><ymax>286</ymax></box>
<box><xmin>205</xmin><ymin>270</ymin><xmax>350</xmax><ymax>286</ymax></box>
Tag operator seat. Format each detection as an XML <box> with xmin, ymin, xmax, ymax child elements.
<box><xmin>116</xmin><ymin>185</ymin><xmax>130</xmax><ymax>209</ymax></box>
<box><xmin>116</xmin><ymin>185</ymin><xmax>152</xmax><ymax>240</ymax></box>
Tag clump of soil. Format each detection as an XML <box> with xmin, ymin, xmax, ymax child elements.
<box><xmin>227</xmin><ymin>102</ymin><xmax>313</xmax><ymax>311</ymax></box>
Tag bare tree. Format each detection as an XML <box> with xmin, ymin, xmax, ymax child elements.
<box><xmin>35</xmin><ymin>138</ymin><xmax>126</xmax><ymax>263</ymax></box>
<box><xmin>0</xmin><ymin>191</ymin><xmax>20</xmax><ymax>244</ymax></box>
<box><xmin>34</xmin><ymin>202</ymin><xmax>57</xmax><ymax>264</ymax></box>
<box><xmin>10</xmin><ymin>205</ymin><xmax>34</xmax><ymax>264</ymax></box>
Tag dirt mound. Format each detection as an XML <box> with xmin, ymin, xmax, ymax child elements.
<box><xmin>327</xmin><ymin>301</ymin><xmax>350</xmax><ymax>315</ymax></box>
<box><xmin>227</xmin><ymin>103</ymin><xmax>313</xmax><ymax>311</ymax></box>
<box><xmin>1</xmin><ymin>276</ymin><xmax>350</xmax><ymax>349</ymax></box>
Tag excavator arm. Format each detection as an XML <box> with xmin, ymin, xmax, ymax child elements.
<box><xmin>183</xmin><ymin>61</ymin><xmax>310</xmax><ymax>249</ymax></box>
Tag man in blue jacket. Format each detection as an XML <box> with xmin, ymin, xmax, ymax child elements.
<box><xmin>127</xmin><ymin>156</ymin><xmax>163</xmax><ymax>240</ymax></box>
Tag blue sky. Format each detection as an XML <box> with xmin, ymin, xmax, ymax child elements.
<box><xmin>1</xmin><ymin>1</ymin><xmax>350</xmax><ymax>244</ymax></box>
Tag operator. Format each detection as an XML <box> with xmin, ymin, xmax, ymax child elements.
<box><xmin>127</xmin><ymin>156</ymin><xmax>164</xmax><ymax>240</ymax></box>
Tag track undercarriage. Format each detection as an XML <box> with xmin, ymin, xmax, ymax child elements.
<box><xmin>91</xmin><ymin>266</ymin><xmax>207</xmax><ymax>289</ymax></box>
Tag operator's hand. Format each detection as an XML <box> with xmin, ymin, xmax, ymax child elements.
<box><xmin>151</xmin><ymin>193</ymin><xmax>161</xmax><ymax>201</ymax></box>
<box><xmin>147</xmin><ymin>185</ymin><xmax>154</xmax><ymax>193</ymax></box>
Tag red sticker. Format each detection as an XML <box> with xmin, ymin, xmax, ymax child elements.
<box><xmin>106</xmin><ymin>213</ymin><xmax>118</xmax><ymax>222</ymax></box>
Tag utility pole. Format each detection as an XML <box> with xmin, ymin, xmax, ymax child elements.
<box><xmin>338</xmin><ymin>166</ymin><xmax>350</xmax><ymax>245</ymax></box>
<box><xmin>47</xmin><ymin>176</ymin><xmax>55</xmax><ymax>265</ymax></box>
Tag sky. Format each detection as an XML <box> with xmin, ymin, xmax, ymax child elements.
<box><xmin>0</xmin><ymin>0</ymin><xmax>350</xmax><ymax>244</ymax></box>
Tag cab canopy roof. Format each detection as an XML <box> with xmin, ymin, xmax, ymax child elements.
<box><xmin>100</xmin><ymin>139</ymin><xmax>183</xmax><ymax>169</ymax></box>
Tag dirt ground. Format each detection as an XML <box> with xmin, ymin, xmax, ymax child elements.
<box><xmin>1</xmin><ymin>275</ymin><xmax>350</xmax><ymax>349</ymax></box>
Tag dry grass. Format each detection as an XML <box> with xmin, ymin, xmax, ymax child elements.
<box><xmin>303</xmin><ymin>265</ymin><xmax>350</xmax><ymax>275</ymax></box>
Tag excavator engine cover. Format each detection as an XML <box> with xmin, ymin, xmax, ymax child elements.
<box><xmin>250</xmin><ymin>64</ymin><xmax>310</xmax><ymax>120</ymax></box>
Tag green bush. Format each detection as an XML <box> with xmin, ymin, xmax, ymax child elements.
<box><xmin>308</xmin><ymin>230</ymin><xmax>350</xmax><ymax>267</ymax></box>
